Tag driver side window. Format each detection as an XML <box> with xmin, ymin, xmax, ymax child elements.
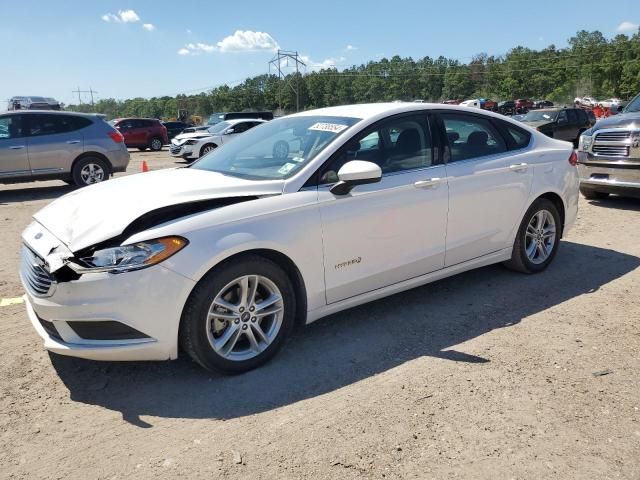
<box><xmin>319</xmin><ymin>115</ymin><xmax>432</xmax><ymax>184</ymax></box>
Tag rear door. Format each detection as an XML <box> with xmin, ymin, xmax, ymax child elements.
<box><xmin>438</xmin><ymin>111</ymin><xmax>533</xmax><ymax>266</ymax></box>
<box><xmin>26</xmin><ymin>114</ymin><xmax>88</xmax><ymax>177</ymax></box>
<box><xmin>116</xmin><ymin>119</ymin><xmax>136</xmax><ymax>146</ymax></box>
<box><xmin>0</xmin><ymin>114</ymin><xmax>30</xmax><ymax>179</ymax></box>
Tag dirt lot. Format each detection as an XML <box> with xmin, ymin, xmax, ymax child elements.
<box><xmin>1</xmin><ymin>149</ymin><xmax>639</xmax><ymax>479</ymax></box>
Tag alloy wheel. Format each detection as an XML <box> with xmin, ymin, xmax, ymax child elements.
<box><xmin>524</xmin><ymin>209</ymin><xmax>556</xmax><ymax>264</ymax></box>
<box><xmin>80</xmin><ymin>163</ymin><xmax>105</xmax><ymax>184</ymax></box>
<box><xmin>206</xmin><ymin>275</ymin><xmax>284</xmax><ymax>361</ymax></box>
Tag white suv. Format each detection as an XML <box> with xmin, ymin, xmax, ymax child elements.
<box><xmin>169</xmin><ymin>118</ymin><xmax>266</xmax><ymax>161</ymax></box>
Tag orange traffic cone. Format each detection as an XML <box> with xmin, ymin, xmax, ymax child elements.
<box><xmin>142</xmin><ymin>160</ymin><xmax>149</xmax><ymax>172</ymax></box>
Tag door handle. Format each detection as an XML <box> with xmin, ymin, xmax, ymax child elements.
<box><xmin>9</xmin><ymin>145</ymin><xmax>25</xmax><ymax>150</ymax></box>
<box><xmin>414</xmin><ymin>178</ymin><xmax>443</xmax><ymax>188</ymax></box>
<box><xmin>509</xmin><ymin>163</ymin><xmax>528</xmax><ymax>172</ymax></box>
<box><xmin>66</xmin><ymin>140</ymin><xmax>81</xmax><ymax>144</ymax></box>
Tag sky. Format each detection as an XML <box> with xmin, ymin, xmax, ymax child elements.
<box><xmin>1</xmin><ymin>0</ymin><xmax>638</xmax><ymax>106</ymax></box>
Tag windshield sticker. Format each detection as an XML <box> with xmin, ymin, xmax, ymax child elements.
<box><xmin>308</xmin><ymin>122</ymin><xmax>349</xmax><ymax>133</ymax></box>
<box><xmin>291</xmin><ymin>156</ymin><xmax>304</xmax><ymax>163</ymax></box>
<box><xmin>278</xmin><ymin>163</ymin><xmax>297</xmax><ymax>175</ymax></box>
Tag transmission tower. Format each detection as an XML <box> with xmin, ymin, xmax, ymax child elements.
<box><xmin>268</xmin><ymin>50</ymin><xmax>306</xmax><ymax>112</ymax></box>
<box><xmin>71</xmin><ymin>87</ymin><xmax>97</xmax><ymax>106</ymax></box>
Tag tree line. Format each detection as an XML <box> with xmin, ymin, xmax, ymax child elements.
<box><xmin>67</xmin><ymin>30</ymin><xmax>640</xmax><ymax>122</ymax></box>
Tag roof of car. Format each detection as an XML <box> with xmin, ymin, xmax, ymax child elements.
<box><xmin>1</xmin><ymin>110</ymin><xmax>98</xmax><ymax>118</ymax></box>
<box><xmin>292</xmin><ymin>102</ymin><xmax>515</xmax><ymax>122</ymax></box>
<box><xmin>220</xmin><ymin>118</ymin><xmax>268</xmax><ymax>125</ymax></box>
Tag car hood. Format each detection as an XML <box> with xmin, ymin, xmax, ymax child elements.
<box><xmin>589</xmin><ymin>111</ymin><xmax>640</xmax><ymax>133</ymax></box>
<box><xmin>173</xmin><ymin>131</ymin><xmax>218</xmax><ymax>143</ymax></box>
<box><xmin>33</xmin><ymin>168</ymin><xmax>284</xmax><ymax>252</ymax></box>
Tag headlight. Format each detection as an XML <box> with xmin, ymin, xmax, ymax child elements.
<box><xmin>69</xmin><ymin>236</ymin><xmax>188</xmax><ymax>273</ymax></box>
<box><xmin>579</xmin><ymin>135</ymin><xmax>592</xmax><ymax>152</ymax></box>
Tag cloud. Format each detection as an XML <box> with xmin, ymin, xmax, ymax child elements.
<box><xmin>142</xmin><ymin>23</ymin><xmax>155</xmax><ymax>31</ymax></box>
<box><xmin>617</xmin><ymin>21</ymin><xmax>639</xmax><ymax>32</ymax></box>
<box><xmin>217</xmin><ymin>30</ymin><xmax>279</xmax><ymax>53</ymax></box>
<box><xmin>177</xmin><ymin>42</ymin><xmax>216</xmax><ymax>56</ymax></box>
<box><xmin>300</xmin><ymin>55</ymin><xmax>346</xmax><ymax>71</ymax></box>
<box><xmin>101</xmin><ymin>9</ymin><xmax>140</xmax><ymax>23</ymax></box>
<box><xmin>345</xmin><ymin>44</ymin><xmax>357</xmax><ymax>51</ymax></box>
<box><xmin>186</xmin><ymin>29</ymin><xmax>192</xmax><ymax>34</ymax></box>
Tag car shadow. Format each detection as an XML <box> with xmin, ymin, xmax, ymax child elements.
<box><xmin>0</xmin><ymin>184</ymin><xmax>75</xmax><ymax>204</ymax></box>
<box><xmin>50</xmin><ymin>241</ymin><xmax>640</xmax><ymax>427</ymax></box>
<box><xmin>587</xmin><ymin>195</ymin><xmax>640</xmax><ymax>211</ymax></box>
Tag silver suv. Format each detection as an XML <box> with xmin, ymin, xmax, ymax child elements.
<box><xmin>0</xmin><ymin>111</ymin><xmax>129</xmax><ymax>187</ymax></box>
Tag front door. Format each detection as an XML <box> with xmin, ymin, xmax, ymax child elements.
<box><xmin>25</xmin><ymin>114</ymin><xmax>84</xmax><ymax>177</ymax></box>
<box><xmin>438</xmin><ymin>112</ymin><xmax>533</xmax><ymax>266</ymax></box>
<box><xmin>316</xmin><ymin>113</ymin><xmax>449</xmax><ymax>304</ymax></box>
<box><xmin>0</xmin><ymin>114</ymin><xmax>30</xmax><ymax>179</ymax></box>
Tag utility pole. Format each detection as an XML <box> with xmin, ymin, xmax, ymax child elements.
<box><xmin>71</xmin><ymin>87</ymin><xmax>98</xmax><ymax>106</ymax></box>
<box><xmin>268</xmin><ymin>50</ymin><xmax>306</xmax><ymax>112</ymax></box>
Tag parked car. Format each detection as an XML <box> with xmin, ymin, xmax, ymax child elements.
<box><xmin>460</xmin><ymin>99</ymin><xmax>481</xmax><ymax>108</ymax></box>
<box><xmin>163</xmin><ymin>121</ymin><xmax>192</xmax><ymax>140</ymax></box>
<box><xmin>442</xmin><ymin>100</ymin><xmax>460</xmax><ymax>105</ymax></box>
<box><xmin>170</xmin><ymin>119</ymin><xmax>267</xmax><ymax>161</ymax></box>
<box><xmin>577</xmin><ymin>91</ymin><xmax>640</xmax><ymax>199</ymax></box>
<box><xmin>7</xmin><ymin>96</ymin><xmax>62</xmax><ymax>111</ymax></box>
<box><xmin>533</xmin><ymin>100</ymin><xmax>554</xmax><ymax>109</ymax></box>
<box><xmin>520</xmin><ymin>107</ymin><xmax>594</xmax><ymax>145</ymax></box>
<box><xmin>20</xmin><ymin>103</ymin><xmax>579</xmax><ymax>373</ymax></box>
<box><xmin>0</xmin><ymin>111</ymin><xmax>129</xmax><ymax>186</ymax></box>
<box><xmin>498</xmin><ymin>100</ymin><xmax>516</xmax><ymax>115</ymax></box>
<box><xmin>109</xmin><ymin>118</ymin><xmax>169</xmax><ymax>151</ymax></box>
<box><xmin>574</xmin><ymin>96</ymin><xmax>597</xmax><ymax>108</ymax></box>
<box><xmin>207</xmin><ymin>111</ymin><xmax>274</xmax><ymax>125</ymax></box>
<box><xmin>515</xmin><ymin>99</ymin><xmax>534</xmax><ymax>113</ymax></box>
<box><xmin>479</xmin><ymin>98</ymin><xmax>498</xmax><ymax>111</ymax></box>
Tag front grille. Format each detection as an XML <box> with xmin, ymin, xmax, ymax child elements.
<box><xmin>592</xmin><ymin>145</ymin><xmax>630</xmax><ymax>157</ymax></box>
<box><xmin>170</xmin><ymin>144</ymin><xmax>182</xmax><ymax>154</ymax></box>
<box><xmin>594</xmin><ymin>131</ymin><xmax>631</xmax><ymax>142</ymax></box>
<box><xmin>20</xmin><ymin>245</ymin><xmax>55</xmax><ymax>297</ymax></box>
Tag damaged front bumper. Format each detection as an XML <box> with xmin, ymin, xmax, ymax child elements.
<box><xmin>20</xmin><ymin>221</ymin><xmax>196</xmax><ymax>361</ymax></box>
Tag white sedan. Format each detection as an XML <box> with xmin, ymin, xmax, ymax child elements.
<box><xmin>21</xmin><ymin>103</ymin><xmax>579</xmax><ymax>373</ymax></box>
<box><xmin>169</xmin><ymin>118</ymin><xmax>267</xmax><ymax>161</ymax></box>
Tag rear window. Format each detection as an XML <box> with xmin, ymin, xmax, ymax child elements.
<box><xmin>505</xmin><ymin>125</ymin><xmax>531</xmax><ymax>148</ymax></box>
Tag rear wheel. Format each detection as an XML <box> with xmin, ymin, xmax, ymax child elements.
<box><xmin>504</xmin><ymin>198</ymin><xmax>561</xmax><ymax>274</ymax></box>
<box><xmin>149</xmin><ymin>137</ymin><xmax>163</xmax><ymax>151</ymax></box>
<box><xmin>180</xmin><ymin>255</ymin><xmax>296</xmax><ymax>374</ymax></box>
<box><xmin>71</xmin><ymin>157</ymin><xmax>109</xmax><ymax>187</ymax></box>
<box><xmin>580</xmin><ymin>186</ymin><xmax>609</xmax><ymax>200</ymax></box>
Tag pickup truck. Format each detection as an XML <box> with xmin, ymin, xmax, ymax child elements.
<box><xmin>577</xmin><ymin>92</ymin><xmax>640</xmax><ymax>199</ymax></box>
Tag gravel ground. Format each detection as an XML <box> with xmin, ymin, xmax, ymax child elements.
<box><xmin>1</xmin><ymin>149</ymin><xmax>639</xmax><ymax>479</ymax></box>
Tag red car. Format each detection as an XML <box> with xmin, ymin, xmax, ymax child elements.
<box><xmin>515</xmin><ymin>99</ymin><xmax>534</xmax><ymax>112</ymax></box>
<box><xmin>109</xmin><ymin>118</ymin><xmax>169</xmax><ymax>151</ymax></box>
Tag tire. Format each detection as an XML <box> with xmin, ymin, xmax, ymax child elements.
<box><xmin>71</xmin><ymin>157</ymin><xmax>110</xmax><ymax>187</ymax></box>
<box><xmin>580</xmin><ymin>186</ymin><xmax>609</xmax><ymax>200</ymax></box>
<box><xmin>149</xmin><ymin>137</ymin><xmax>163</xmax><ymax>151</ymax></box>
<box><xmin>199</xmin><ymin>143</ymin><xmax>216</xmax><ymax>157</ymax></box>
<box><xmin>138</xmin><ymin>147</ymin><xmax>147</xmax><ymax>151</ymax></box>
<box><xmin>503</xmin><ymin>198</ymin><xmax>561</xmax><ymax>274</ymax></box>
<box><xmin>180</xmin><ymin>255</ymin><xmax>296</xmax><ymax>374</ymax></box>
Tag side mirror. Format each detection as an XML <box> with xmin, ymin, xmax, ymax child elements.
<box><xmin>330</xmin><ymin>160</ymin><xmax>382</xmax><ymax>195</ymax></box>
<box><xmin>225</xmin><ymin>128</ymin><xmax>235</xmax><ymax>135</ymax></box>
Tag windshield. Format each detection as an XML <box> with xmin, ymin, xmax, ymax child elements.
<box><xmin>207</xmin><ymin>121</ymin><xmax>232</xmax><ymax>135</ymax></box>
<box><xmin>208</xmin><ymin>112</ymin><xmax>225</xmax><ymax>125</ymax></box>
<box><xmin>522</xmin><ymin>110</ymin><xmax>558</xmax><ymax>122</ymax></box>
<box><xmin>191</xmin><ymin>115</ymin><xmax>360</xmax><ymax>180</ymax></box>
<box><xmin>624</xmin><ymin>93</ymin><xmax>640</xmax><ymax>113</ymax></box>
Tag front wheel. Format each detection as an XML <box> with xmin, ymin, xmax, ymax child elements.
<box><xmin>504</xmin><ymin>198</ymin><xmax>561</xmax><ymax>273</ymax></box>
<box><xmin>199</xmin><ymin>143</ymin><xmax>216</xmax><ymax>157</ymax></box>
<box><xmin>180</xmin><ymin>255</ymin><xmax>296</xmax><ymax>374</ymax></box>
